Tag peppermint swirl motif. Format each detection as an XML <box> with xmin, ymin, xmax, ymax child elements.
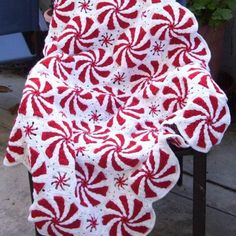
<box><xmin>97</xmin><ymin>0</ymin><xmax>138</xmax><ymax>30</ymax></box>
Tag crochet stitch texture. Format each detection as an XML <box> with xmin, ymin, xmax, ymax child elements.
<box><xmin>4</xmin><ymin>0</ymin><xmax>230</xmax><ymax>235</ymax></box>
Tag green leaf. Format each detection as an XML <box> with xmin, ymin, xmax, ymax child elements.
<box><xmin>212</xmin><ymin>8</ymin><xmax>233</xmax><ymax>21</ymax></box>
<box><xmin>187</xmin><ymin>0</ymin><xmax>235</xmax><ymax>26</ymax></box>
<box><xmin>207</xmin><ymin>1</ymin><xmax>219</xmax><ymax>10</ymax></box>
<box><xmin>224</xmin><ymin>0</ymin><xmax>236</xmax><ymax>10</ymax></box>
<box><xmin>191</xmin><ymin>3</ymin><xmax>206</xmax><ymax>11</ymax></box>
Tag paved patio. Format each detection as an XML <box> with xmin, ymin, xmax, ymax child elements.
<box><xmin>0</xmin><ymin>69</ymin><xmax>236</xmax><ymax>236</ymax></box>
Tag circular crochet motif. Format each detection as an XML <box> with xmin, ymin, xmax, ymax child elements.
<box><xmin>4</xmin><ymin>0</ymin><xmax>230</xmax><ymax>235</ymax></box>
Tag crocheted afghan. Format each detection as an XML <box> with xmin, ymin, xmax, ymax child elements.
<box><xmin>4</xmin><ymin>0</ymin><xmax>231</xmax><ymax>235</ymax></box>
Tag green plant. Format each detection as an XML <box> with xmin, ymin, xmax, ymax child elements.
<box><xmin>187</xmin><ymin>0</ymin><xmax>236</xmax><ymax>27</ymax></box>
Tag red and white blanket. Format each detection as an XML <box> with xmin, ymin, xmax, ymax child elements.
<box><xmin>4</xmin><ymin>0</ymin><xmax>230</xmax><ymax>235</ymax></box>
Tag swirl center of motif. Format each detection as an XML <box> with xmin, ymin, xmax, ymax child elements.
<box><xmin>121</xmin><ymin>216</ymin><xmax>129</xmax><ymax>224</ymax></box>
<box><xmin>205</xmin><ymin>116</ymin><xmax>213</xmax><ymax>126</ymax></box>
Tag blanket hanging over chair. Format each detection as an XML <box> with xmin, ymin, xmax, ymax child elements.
<box><xmin>4</xmin><ymin>0</ymin><xmax>231</xmax><ymax>235</ymax></box>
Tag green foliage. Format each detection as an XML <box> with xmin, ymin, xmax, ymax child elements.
<box><xmin>187</xmin><ymin>0</ymin><xmax>236</xmax><ymax>27</ymax></box>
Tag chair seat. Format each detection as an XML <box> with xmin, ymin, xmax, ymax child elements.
<box><xmin>0</xmin><ymin>33</ymin><xmax>33</xmax><ymax>63</ymax></box>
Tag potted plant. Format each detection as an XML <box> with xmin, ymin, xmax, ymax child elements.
<box><xmin>187</xmin><ymin>0</ymin><xmax>236</xmax><ymax>79</ymax></box>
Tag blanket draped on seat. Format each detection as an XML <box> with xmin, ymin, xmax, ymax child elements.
<box><xmin>4</xmin><ymin>0</ymin><xmax>230</xmax><ymax>235</ymax></box>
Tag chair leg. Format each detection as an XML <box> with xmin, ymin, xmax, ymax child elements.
<box><xmin>192</xmin><ymin>151</ymin><xmax>207</xmax><ymax>236</ymax></box>
<box><xmin>28</xmin><ymin>173</ymin><xmax>43</xmax><ymax>236</ymax></box>
<box><xmin>176</xmin><ymin>153</ymin><xmax>183</xmax><ymax>186</ymax></box>
<box><xmin>28</xmin><ymin>172</ymin><xmax>34</xmax><ymax>202</ymax></box>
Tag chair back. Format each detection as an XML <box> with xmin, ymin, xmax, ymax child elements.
<box><xmin>177</xmin><ymin>0</ymin><xmax>186</xmax><ymax>6</ymax></box>
<box><xmin>0</xmin><ymin>0</ymin><xmax>39</xmax><ymax>35</ymax></box>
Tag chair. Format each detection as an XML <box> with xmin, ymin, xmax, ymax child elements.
<box><xmin>5</xmin><ymin>0</ymin><xmax>228</xmax><ymax>236</ymax></box>
<box><xmin>28</xmin><ymin>1</ymin><xmax>207</xmax><ymax>235</ymax></box>
<box><xmin>0</xmin><ymin>0</ymin><xmax>41</xmax><ymax>65</ymax></box>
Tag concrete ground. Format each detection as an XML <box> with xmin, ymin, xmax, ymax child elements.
<box><xmin>0</xmin><ymin>69</ymin><xmax>236</xmax><ymax>236</ymax></box>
